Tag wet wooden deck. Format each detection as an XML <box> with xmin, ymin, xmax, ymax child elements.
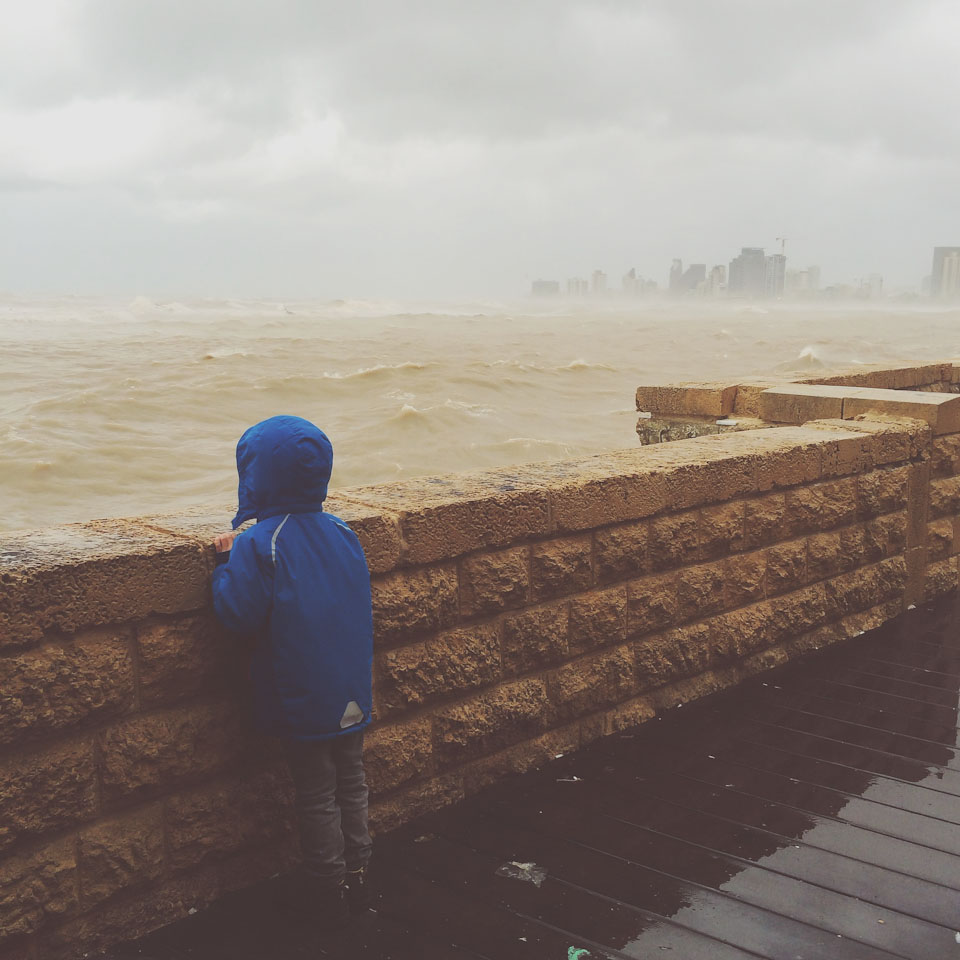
<box><xmin>103</xmin><ymin>595</ymin><xmax>960</xmax><ymax>959</ymax></box>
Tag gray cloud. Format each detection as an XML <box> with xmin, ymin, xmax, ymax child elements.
<box><xmin>1</xmin><ymin>0</ymin><xmax>957</xmax><ymax>296</ymax></box>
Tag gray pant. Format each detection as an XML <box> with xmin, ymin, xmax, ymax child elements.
<box><xmin>286</xmin><ymin>731</ymin><xmax>372</xmax><ymax>885</ymax></box>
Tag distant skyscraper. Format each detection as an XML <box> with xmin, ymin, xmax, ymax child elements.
<box><xmin>681</xmin><ymin>263</ymin><xmax>706</xmax><ymax>292</ymax></box>
<box><xmin>706</xmin><ymin>265</ymin><xmax>726</xmax><ymax>296</ymax></box>
<box><xmin>592</xmin><ymin>269</ymin><xmax>608</xmax><ymax>295</ymax></box>
<box><xmin>728</xmin><ymin>248</ymin><xmax>767</xmax><ymax>297</ymax></box>
<box><xmin>932</xmin><ymin>247</ymin><xmax>960</xmax><ymax>298</ymax></box>
<box><xmin>941</xmin><ymin>252</ymin><xmax>960</xmax><ymax>300</ymax></box>
<box><xmin>765</xmin><ymin>253</ymin><xmax>786</xmax><ymax>298</ymax></box>
<box><xmin>622</xmin><ymin>268</ymin><xmax>642</xmax><ymax>296</ymax></box>
<box><xmin>531</xmin><ymin>280</ymin><xmax>560</xmax><ymax>296</ymax></box>
<box><xmin>566</xmin><ymin>277</ymin><xmax>588</xmax><ymax>296</ymax></box>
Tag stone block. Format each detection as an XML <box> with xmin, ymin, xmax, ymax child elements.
<box><xmin>501</xmin><ymin>603</ymin><xmax>569</xmax><ymax>675</ymax></box>
<box><xmin>0</xmin><ymin>837</ymin><xmax>77</xmax><ymax>943</ymax></box>
<box><xmin>0</xmin><ymin>739</ymin><xmax>97</xmax><ymax>852</ymax></box>
<box><xmin>369</xmin><ymin>773</ymin><xmax>464</xmax><ymax>836</ymax></box>
<box><xmin>600</xmin><ymin>696</ymin><xmax>659</xmax><ymax>736</ymax></box>
<box><xmin>925</xmin><ymin>557</ymin><xmax>958</xmax><ymax>601</ymax></box>
<box><xmin>376</xmin><ymin>623</ymin><xmax>500</xmax><ymax>713</ymax></box>
<box><xmin>765</xmin><ymin>540</ymin><xmax>807</xmax><ymax>594</ymax></box>
<box><xmin>805</xmin><ymin>532</ymin><xmax>844</xmax><ymax>582</ymax></box>
<box><xmin>627</xmin><ymin>572</ymin><xmax>678</xmax><ymax>638</ymax></box>
<box><xmin>636</xmin><ymin>621</ymin><xmax>715</xmax><ymax>688</ymax></box>
<box><xmin>635</xmin><ymin>382</ymin><xmax>738</xmax><ymax>417</ymax></box>
<box><xmin>0</xmin><ymin>630</ymin><xmax>134</xmax><ymax>747</ymax></box>
<box><xmin>322</xmin><ymin>496</ymin><xmax>404</xmax><ymax>574</ymax></box>
<box><xmin>370</xmin><ymin>565</ymin><xmax>459</xmax><ymax>645</ymax></box>
<box><xmin>700</xmin><ymin>502</ymin><xmax>745</xmax><ymax>559</ymax></box>
<box><xmin>786</xmin><ymin>478</ymin><xmax>857</xmax><ymax>533</ymax></box>
<box><xmin>433</xmin><ymin>677</ymin><xmax>551</xmax><ymax>765</ymax></box>
<box><xmin>927</xmin><ymin>518</ymin><xmax>954</xmax><ymax>561</ymax></box>
<box><xmin>745</xmin><ymin>428</ymin><xmax>825</xmax><ymax>491</ymax></box>
<box><xmin>857</xmin><ymin>465</ymin><xmax>910</xmax><ymax>518</ymax></box>
<box><xmin>568</xmin><ymin>587</ymin><xmax>627</xmax><ymax>653</ymax></box>
<box><xmin>824</xmin><ymin>558</ymin><xmax>907</xmax><ymax>619</ymax></box>
<box><xmin>364</xmin><ymin>717</ymin><xmax>433</xmax><ymax>795</ymax></box>
<box><xmin>594</xmin><ymin>520</ymin><xmax>648</xmax><ymax>585</ymax></box>
<box><xmin>759</xmin><ymin>385</ymin><xmax>845</xmax><ymax>424</ymax></box>
<box><xmin>676</xmin><ymin>561</ymin><xmax>725</xmax><ymax>622</ymax></box>
<box><xmin>99</xmin><ymin>701</ymin><xmax>244</xmax><ymax>802</ymax></box>
<box><xmin>930</xmin><ymin>434</ymin><xmax>960</xmax><ymax>477</ymax></box>
<box><xmin>863</xmin><ymin>512</ymin><xmax>907</xmax><ymax>561</ymax></box>
<box><xmin>547</xmin><ymin>645</ymin><xmax>637</xmax><ymax>722</ymax></box>
<box><xmin>342</xmin><ymin>474</ymin><xmax>550</xmax><ymax>565</ymax></box>
<box><xmin>77</xmin><ymin>806</ymin><xmax>165</xmax><ymax>906</ymax></box>
<box><xmin>711</xmin><ymin>602</ymin><xmax>778</xmax><ymax>659</ymax></box>
<box><xmin>462</xmin><ymin>725</ymin><xmax>581</xmax><ymax>796</ymax></box>
<box><xmin>166</xmin><ymin>768</ymin><xmax>294</xmax><ymax>872</ymax></box>
<box><xmin>722</xmin><ymin>551</ymin><xmax>766</xmax><ymax>608</ymax></box>
<box><xmin>459</xmin><ymin>547</ymin><xmax>529</xmax><ymax>618</ymax></box>
<box><xmin>0</xmin><ymin>520</ymin><xmax>209</xmax><ymax>648</ymax></box>
<box><xmin>648</xmin><ymin>510</ymin><xmax>700</xmax><ymax>570</ymax></box>
<box><xmin>776</xmin><ymin>585</ymin><xmax>828</xmax><ymax>641</ymax></box>
<box><xmin>807</xmin><ymin>417</ymin><xmax>915</xmax><ymax>467</ymax></box>
<box><xmin>733</xmin><ymin>379</ymin><xmax>787</xmax><ymax>418</ymax></box>
<box><xmin>138</xmin><ymin>613</ymin><xmax>234</xmax><ymax>708</ymax></box>
<box><xmin>530</xmin><ymin>535</ymin><xmax>593</xmax><ymax>600</ymax></box>
<box><xmin>743</xmin><ymin>494</ymin><xmax>787</xmax><ymax>549</ymax></box>
<box><xmin>842</xmin><ymin>388</ymin><xmax>960</xmax><ymax>435</ymax></box>
<box><xmin>928</xmin><ymin>475</ymin><xmax>960</xmax><ymax>520</ymax></box>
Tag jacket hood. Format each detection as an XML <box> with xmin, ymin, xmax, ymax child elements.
<box><xmin>232</xmin><ymin>416</ymin><xmax>333</xmax><ymax>529</ymax></box>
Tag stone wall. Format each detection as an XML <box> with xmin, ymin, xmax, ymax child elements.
<box><xmin>3</xmin><ymin>390</ymin><xmax>960</xmax><ymax>957</ymax></box>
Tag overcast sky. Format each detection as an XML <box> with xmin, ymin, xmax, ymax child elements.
<box><xmin>1</xmin><ymin>0</ymin><xmax>957</xmax><ymax>298</ymax></box>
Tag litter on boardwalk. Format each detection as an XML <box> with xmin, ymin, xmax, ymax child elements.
<box><xmin>495</xmin><ymin>861</ymin><xmax>548</xmax><ymax>887</ymax></box>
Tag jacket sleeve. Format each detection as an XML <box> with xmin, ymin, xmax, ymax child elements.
<box><xmin>211</xmin><ymin>531</ymin><xmax>273</xmax><ymax>634</ymax></box>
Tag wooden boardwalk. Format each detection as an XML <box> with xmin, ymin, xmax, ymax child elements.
<box><xmin>104</xmin><ymin>595</ymin><xmax>960</xmax><ymax>959</ymax></box>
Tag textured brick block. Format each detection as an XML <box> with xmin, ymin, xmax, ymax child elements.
<box><xmin>824</xmin><ymin>558</ymin><xmax>906</xmax><ymax>619</ymax></box>
<box><xmin>863</xmin><ymin>513</ymin><xmax>907</xmax><ymax>561</ymax></box>
<box><xmin>433</xmin><ymin>677</ymin><xmax>551</xmax><ymax>765</ymax></box>
<box><xmin>636</xmin><ymin>382</ymin><xmax>738</xmax><ymax>417</ymax></box>
<box><xmin>547</xmin><ymin>645</ymin><xmax>637</xmax><ymax>721</ymax></box>
<box><xmin>907</xmin><ymin>463</ymin><xmax>931</xmax><ymax>549</ymax></box>
<box><xmin>930</xmin><ymin>434</ymin><xmax>960</xmax><ymax>477</ymax></box>
<box><xmin>766</xmin><ymin>540</ymin><xmax>807</xmax><ymax>593</ymax></box>
<box><xmin>548</xmin><ymin>462</ymin><xmax>668</xmax><ymax>532</ymax></box>
<box><xmin>928</xmin><ymin>475</ymin><xmax>960</xmax><ymax>520</ymax></box>
<box><xmin>760</xmin><ymin>384</ymin><xmax>845</xmax><ymax>423</ymax></box>
<box><xmin>377</xmin><ymin>624</ymin><xmax>500</xmax><ymax>713</ymax></box>
<box><xmin>627</xmin><ymin>572</ymin><xmax>678</xmax><ymax>638</ymax></box>
<box><xmin>323</xmin><ymin>496</ymin><xmax>404</xmax><ymax>574</ymax></box>
<box><xmin>0</xmin><ymin>739</ymin><xmax>96</xmax><ymax>852</ymax></box>
<box><xmin>166</xmin><ymin>768</ymin><xmax>294</xmax><ymax>871</ymax></box>
<box><xmin>0</xmin><ymin>838</ymin><xmax>77</xmax><ymax>943</ymax></box>
<box><xmin>462</xmin><ymin>725</ymin><xmax>581</xmax><ymax>796</ymax></box>
<box><xmin>805</xmin><ymin>532</ymin><xmax>844</xmax><ymax>582</ymax></box>
<box><xmin>700</xmin><ymin>502</ymin><xmax>745</xmax><ymax>559</ymax></box>
<box><xmin>369</xmin><ymin>773</ymin><xmax>464</xmax><ymax>836</ymax></box>
<box><xmin>0</xmin><ymin>630</ymin><xmax>134</xmax><ymax>747</ymax></box>
<box><xmin>344</xmin><ymin>475</ymin><xmax>549</xmax><ymax>565</ymax></box>
<box><xmin>858</xmin><ymin>466</ymin><xmax>910</xmax><ymax>518</ymax></box>
<box><xmin>78</xmin><ymin>806</ymin><xmax>165</xmax><ymax>905</ymax></box>
<box><xmin>0</xmin><ymin>520</ymin><xmax>209</xmax><ymax>648</ymax></box>
<box><xmin>744</xmin><ymin>494</ymin><xmax>786</xmax><ymax>549</ymax></box>
<box><xmin>99</xmin><ymin>702</ymin><xmax>243</xmax><ymax>802</ymax></box>
<box><xmin>138</xmin><ymin>614</ymin><xmax>233</xmax><ymax>707</ymax></box>
<box><xmin>569</xmin><ymin>587</ymin><xmax>627</xmax><ymax>653</ymax></box>
<box><xmin>364</xmin><ymin>717</ymin><xmax>433</xmax><ymax>795</ymax></box>
<box><xmin>648</xmin><ymin>511</ymin><xmax>700</xmax><ymax>570</ymax></box>
<box><xmin>594</xmin><ymin>520</ymin><xmax>648</xmax><ymax>585</ymax></box>
<box><xmin>711</xmin><ymin>602</ymin><xmax>778</xmax><ymax>659</ymax></box>
<box><xmin>776</xmin><ymin>585</ymin><xmax>828</xmax><ymax>640</ymax></box>
<box><xmin>842</xmin><ymin>388</ymin><xmax>960</xmax><ymax>435</ymax></box>
<box><xmin>786</xmin><ymin>478</ymin><xmax>857</xmax><ymax>533</ymax></box>
<box><xmin>636</xmin><ymin>622</ymin><xmax>714</xmax><ymax>687</ymax></box>
<box><xmin>676</xmin><ymin>562</ymin><xmax>725</xmax><ymax>622</ymax></box>
<box><xmin>926</xmin><ymin>518</ymin><xmax>954</xmax><ymax>561</ymax></box>
<box><xmin>370</xmin><ymin>565</ymin><xmax>459</xmax><ymax>645</ymax></box>
<box><xmin>530</xmin><ymin>536</ymin><xmax>593</xmax><ymax>600</ymax></box>
<box><xmin>501</xmin><ymin>603</ymin><xmax>568</xmax><ymax>675</ymax></box>
<box><xmin>723</xmin><ymin>551</ymin><xmax>766</xmax><ymax>608</ymax></box>
<box><xmin>459</xmin><ymin>547</ymin><xmax>529</xmax><ymax>617</ymax></box>
<box><xmin>925</xmin><ymin>557</ymin><xmax>958</xmax><ymax>600</ymax></box>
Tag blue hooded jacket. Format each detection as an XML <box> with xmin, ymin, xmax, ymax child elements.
<box><xmin>211</xmin><ymin>416</ymin><xmax>373</xmax><ymax>740</ymax></box>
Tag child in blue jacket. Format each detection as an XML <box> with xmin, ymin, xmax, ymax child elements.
<box><xmin>211</xmin><ymin>415</ymin><xmax>374</xmax><ymax>929</ymax></box>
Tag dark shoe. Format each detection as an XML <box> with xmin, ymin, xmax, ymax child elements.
<box><xmin>344</xmin><ymin>865</ymin><xmax>373</xmax><ymax>913</ymax></box>
<box><xmin>313</xmin><ymin>879</ymin><xmax>350</xmax><ymax>931</ymax></box>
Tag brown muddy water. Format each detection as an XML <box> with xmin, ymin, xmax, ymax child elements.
<box><xmin>3</xmin><ymin>293</ymin><xmax>959</xmax><ymax>532</ymax></box>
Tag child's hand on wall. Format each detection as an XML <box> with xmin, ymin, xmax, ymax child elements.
<box><xmin>213</xmin><ymin>532</ymin><xmax>238</xmax><ymax>553</ymax></box>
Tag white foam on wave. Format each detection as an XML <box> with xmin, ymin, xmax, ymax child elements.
<box><xmin>322</xmin><ymin>361</ymin><xmax>437</xmax><ymax>380</ymax></box>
